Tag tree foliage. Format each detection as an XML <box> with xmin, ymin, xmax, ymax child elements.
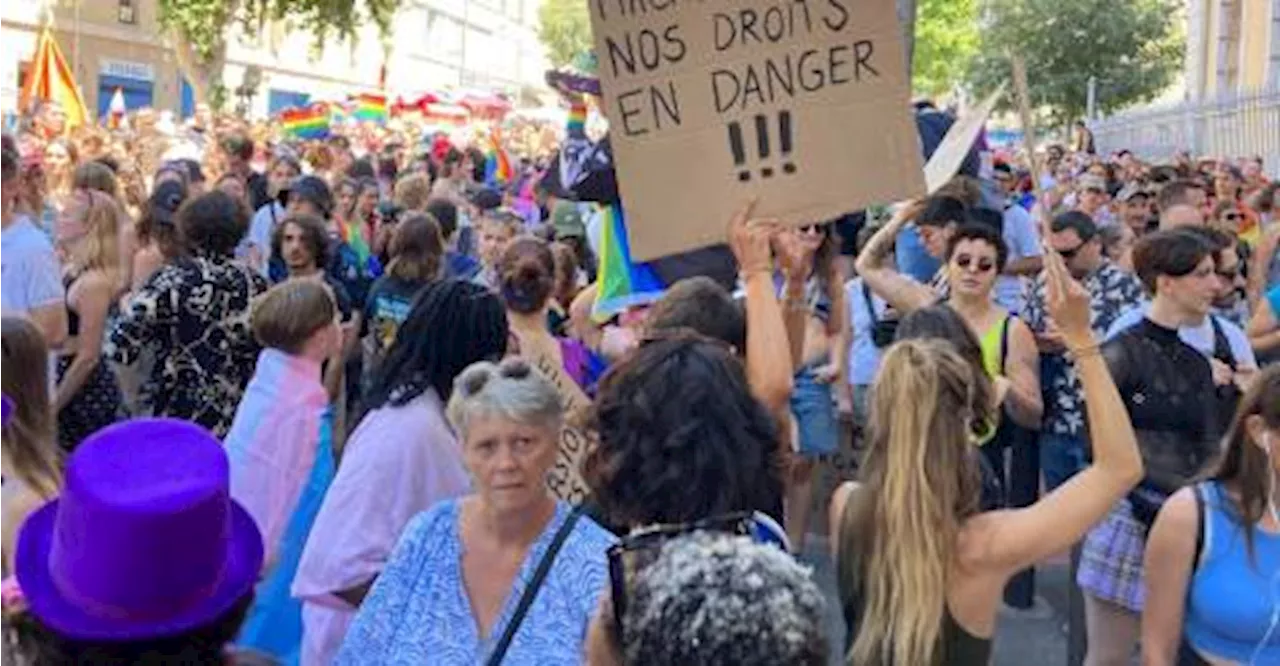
<box><xmin>157</xmin><ymin>0</ymin><xmax>400</xmax><ymax>107</ymax></box>
<box><xmin>537</xmin><ymin>0</ymin><xmax>592</xmax><ymax>69</ymax></box>
<box><xmin>911</xmin><ymin>0</ymin><xmax>979</xmax><ymax>97</ymax></box>
<box><xmin>968</xmin><ymin>0</ymin><xmax>1183</xmax><ymax>124</ymax></box>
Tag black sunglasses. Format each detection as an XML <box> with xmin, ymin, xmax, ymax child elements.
<box><xmin>954</xmin><ymin>254</ymin><xmax>995</xmax><ymax>273</ymax></box>
<box><xmin>607</xmin><ymin>512</ymin><xmax>762</xmax><ymax>640</ymax></box>
<box><xmin>1057</xmin><ymin>242</ymin><xmax>1089</xmax><ymax>260</ymax></box>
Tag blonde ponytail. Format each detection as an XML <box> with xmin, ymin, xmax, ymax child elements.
<box><xmin>840</xmin><ymin>340</ymin><xmax>981</xmax><ymax>666</ymax></box>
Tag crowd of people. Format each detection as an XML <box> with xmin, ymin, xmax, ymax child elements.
<box><xmin>0</xmin><ymin>85</ymin><xmax>1278</xmax><ymax>666</ymax></box>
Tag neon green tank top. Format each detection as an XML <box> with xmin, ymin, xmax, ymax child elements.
<box><xmin>979</xmin><ymin>315</ymin><xmax>1011</xmax><ymax>379</ymax></box>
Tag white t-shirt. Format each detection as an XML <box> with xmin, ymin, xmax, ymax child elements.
<box><xmin>2</xmin><ymin>215</ymin><xmax>65</xmax><ymax>392</ymax></box>
<box><xmin>238</xmin><ymin>202</ymin><xmax>285</xmax><ymax>276</ymax></box>
<box><xmin>1105</xmin><ymin>304</ymin><xmax>1258</xmax><ymax>369</ymax></box>
<box><xmin>1</xmin><ymin>215</ymin><xmax>64</xmax><ymax>314</ymax></box>
<box><xmin>994</xmin><ymin>205</ymin><xmax>1042</xmax><ymax>314</ymax></box>
<box><xmin>845</xmin><ymin>278</ymin><xmax>887</xmax><ymax>386</ymax></box>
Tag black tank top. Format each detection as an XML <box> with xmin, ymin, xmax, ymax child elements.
<box><xmin>63</xmin><ymin>274</ymin><xmax>81</xmax><ymax>338</ymax></box>
<box><xmin>838</xmin><ymin>492</ymin><xmax>993</xmax><ymax>666</ymax></box>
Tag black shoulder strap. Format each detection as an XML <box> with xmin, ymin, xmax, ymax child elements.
<box><xmin>861</xmin><ymin>282</ymin><xmax>879</xmax><ymax>326</ymax></box>
<box><xmin>1192</xmin><ymin>483</ymin><xmax>1206</xmax><ymax>574</ymax></box>
<box><xmin>999</xmin><ymin>315</ymin><xmax>1012</xmax><ymax>374</ymax></box>
<box><xmin>485</xmin><ymin>506</ymin><xmax>583</xmax><ymax>666</ymax></box>
<box><xmin>1208</xmin><ymin>316</ymin><xmax>1235</xmax><ymax>370</ymax></box>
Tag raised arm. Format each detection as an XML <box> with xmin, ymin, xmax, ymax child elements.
<box><xmin>728</xmin><ymin>201</ymin><xmax>793</xmax><ymax>417</ymax></box>
<box><xmin>962</xmin><ymin>248</ymin><xmax>1142</xmax><ymax>573</ymax></box>
<box><xmin>852</xmin><ymin>202</ymin><xmax>938</xmax><ymax>314</ymax></box>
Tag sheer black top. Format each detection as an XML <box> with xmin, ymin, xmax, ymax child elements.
<box><xmin>1101</xmin><ymin>318</ymin><xmax>1218</xmax><ymax>499</ymax></box>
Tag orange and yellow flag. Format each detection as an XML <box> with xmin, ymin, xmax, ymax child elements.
<box><xmin>18</xmin><ymin>24</ymin><xmax>88</xmax><ymax>130</ymax></box>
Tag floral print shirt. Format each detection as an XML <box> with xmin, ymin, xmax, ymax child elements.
<box><xmin>1023</xmin><ymin>260</ymin><xmax>1144</xmax><ymax>436</ymax></box>
<box><xmin>107</xmin><ymin>254</ymin><xmax>268</xmax><ymax>437</ymax></box>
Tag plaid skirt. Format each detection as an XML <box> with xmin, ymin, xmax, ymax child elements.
<box><xmin>1077</xmin><ymin>500</ymin><xmax>1148</xmax><ymax>613</ymax></box>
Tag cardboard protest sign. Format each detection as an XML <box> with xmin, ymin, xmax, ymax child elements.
<box><xmin>923</xmin><ymin>83</ymin><xmax>1005</xmax><ymax>193</ymax></box>
<box><xmin>588</xmin><ymin>0</ymin><xmax>925</xmax><ymax>261</ymax></box>
<box><xmin>525</xmin><ymin>347</ymin><xmax>594</xmax><ymax>505</ymax></box>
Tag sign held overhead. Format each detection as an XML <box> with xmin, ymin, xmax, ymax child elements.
<box><xmin>588</xmin><ymin>0</ymin><xmax>925</xmax><ymax>261</ymax></box>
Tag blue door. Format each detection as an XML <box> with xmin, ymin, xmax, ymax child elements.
<box><xmin>267</xmin><ymin>89</ymin><xmax>310</xmax><ymax>115</ymax></box>
<box><xmin>98</xmin><ymin>74</ymin><xmax>153</xmax><ymax>120</ymax></box>
<box><xmin>180</xmin><ymin>79</ymin><xmax>195</xmax><ymax>118</ymax></box>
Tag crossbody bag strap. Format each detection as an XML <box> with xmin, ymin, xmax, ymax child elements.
<box><xmin>1208</xmin><ymin>316</ymin><xmax>1236</xmax><ymax>370</ymax></box>
<box><xmin>484</xmin><ymin>506</ymin><xmax>583</xmax><ymax>666</ymax></box>
<box><xmin>861</xmin><ymin>282</ymin><xmax>879</xmax><ymax>326</ymax></box>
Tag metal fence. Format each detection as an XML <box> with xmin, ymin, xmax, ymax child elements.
<box><xmin>1088</xmin><ymin>86</ymin><xmax>1280</xmax><ymax>176</ymax></box>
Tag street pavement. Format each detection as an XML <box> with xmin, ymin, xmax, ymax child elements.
<box><xmin>803</xmin><ymin>536</ymin><xmax>1071</xmax><ymax>666</ymax></box>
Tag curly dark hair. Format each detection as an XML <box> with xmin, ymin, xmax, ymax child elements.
<box><xmin>363</xmin><ymin>280</ymin><xmax>508</xmax><ymax>415</ymax></box>
<box><xmin>270</xmin><ymin>213</ymin><xmax>332</xmax><ymax>272</ymax></box>
<box><xmin>177</xmin><ymin>190</ymin><xmax>250</xmax><ymax>258</ymax></box>
<box><xmin>583</xmin><ymin>335</ymin><xmax>783</xmax><ymax>530</ymax></box>
<box><xmin>5</xmin><ymin>592</ymin><xmax>252</xmax><ymax>665</ymax></box>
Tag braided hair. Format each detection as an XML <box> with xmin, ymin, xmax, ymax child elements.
<box><xmin>364</xmin><ymin>280</ymin><xmax>509</xmax><ymax>414</ymax></box>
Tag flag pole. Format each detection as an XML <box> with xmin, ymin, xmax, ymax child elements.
<box><xmin>73</xmin><ymin>0</ymin><xmax>81</xmax><ymax>90</ymax></box>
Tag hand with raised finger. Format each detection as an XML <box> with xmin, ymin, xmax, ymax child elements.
<box><xmin>728</xmin><ymin>199</ymin><xmax>772</xmax><ymax>274</ymax></box>
<box><xmin>1043</xmin><ymin>246</ymin><xmax>1094</xmax><ymax>349</ymax></box>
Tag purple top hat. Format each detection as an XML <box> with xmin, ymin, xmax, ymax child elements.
<box><xmin>15</xmin><ymin>418</ymin><xmax>264</xmax><ymax>640</ymax></box>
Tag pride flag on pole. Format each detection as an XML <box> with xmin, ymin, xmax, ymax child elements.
<box><xmin>19</xmin><ymin>24</ymin><xmax>88</xmax><ymax>130</ymax></box>
<box><xmin>281</xmin><ymin>105</ymin><xmax>330</xmax><ymax>139</ymax></box>
<box><xmin>484</xmin><ymin>128</ymin><xmax>513</xmax><ymax>186</ymax></box>
<box><xmin>592</xmin><ymin>202</ymin><xmax>666</xmax><ymax>321</ymax></box>
<box><xmin>353</xmin><ymin>93</ymin><xmax>388</xmax><ymax>124</ymax></box>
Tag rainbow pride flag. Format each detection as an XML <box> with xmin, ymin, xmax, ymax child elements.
<box><xmin>566</xmin><ymin>101</ymin><xmax>587</xmax><ymax>136</ymax></box>
<box><xmin>353</xmin><ymin>93</ymin><xmax>387</xmax><ymax>124</ymax></box>
<box><xmin>339</xmin><ymin>221</ymin><xmax>371</xmax><ymax>266</ymax></box>
<box><xmin>484</xmin><ymin>129</ymin><xmax>513</xmax><ymax>186</ymax></box>
<box><xmin>281</xmin><ymin>105</ymin><xmax>329</xmax><ymax>139</ymax></box>
<box><xmin>592</xmin><ymin>202</ymin><xmax>666</xmax><ymax>321</ymax></box>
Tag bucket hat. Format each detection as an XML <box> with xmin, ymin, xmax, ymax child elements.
<box><xmin>15</xmin><ymin>418</ymin><xmax>263</xmax><ymax>641</ymax></box>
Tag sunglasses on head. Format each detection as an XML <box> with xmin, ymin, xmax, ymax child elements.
<box><xmin>954</xmin><ymin>254</ymin><xmax>995</xmax><ymax>273</ymax></box>
<box><xmin>607</xmin><ymin>512</ymin><xmax>788</xmax><ymax>640</ymax></box>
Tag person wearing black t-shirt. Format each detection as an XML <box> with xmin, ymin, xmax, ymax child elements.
<box><xmin>1078</xmin><ymin>229</ymin><xmax>1222</xmax><ymax>666</ymax></box>
<box><xmin>361</xmin><ymin>213</ymin><xmax>444</xmax><ymax>394</ymax></box>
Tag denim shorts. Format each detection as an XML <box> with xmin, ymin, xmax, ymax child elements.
<box><xmin>790</xmin><ymin>366</ymin><xmax>839</xmax><ymax>457</ymax></box>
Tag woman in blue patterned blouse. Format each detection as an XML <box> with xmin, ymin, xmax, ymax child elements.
<box><xmin>335</xmin><ymin>358</ymin><xmax>615</xmax><ymax>665</ymax></box>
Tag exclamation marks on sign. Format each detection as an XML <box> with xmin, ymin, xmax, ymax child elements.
<box><xmin>727</xmin><ymin>111</ymin><xmax>797</xmax><ymax>183</ymax></box>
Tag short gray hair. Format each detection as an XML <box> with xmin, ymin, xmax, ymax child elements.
<box><xmin>446</xmin><ymin>358</ymin><xmax>563</xmax><ymax>439</ymax></box>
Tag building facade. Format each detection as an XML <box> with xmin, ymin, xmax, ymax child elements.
<box><xmin>0</xmin><ymin>0</ymin><xmax>549</xmax><ymax>121</ymax></box>
<box><xmin>1184</xmin><ymin>0</ymin><xmax>1280</xmax><ymax>98</ymax></box>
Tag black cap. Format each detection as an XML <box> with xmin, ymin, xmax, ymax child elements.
<box><xmin>281</xmin><ymin>175</ymin><xmax>334</xmax><ymax>217</ymax></box>
<box><xmin>468</xmin><ymin>186</ymin><xmax>503</xmax><ymax>212</ymax></box>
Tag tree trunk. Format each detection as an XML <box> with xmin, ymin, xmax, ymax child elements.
<box><xmin>896</xmin><ymin>0</ymin><xmax>918</xmax><ymax>84</ymax></box>
<box><xmin>168</xmin><ymin>27</ymin><xmax>226</xmax><ymax>108</ymax></box>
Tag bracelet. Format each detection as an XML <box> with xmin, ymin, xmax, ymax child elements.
<box><xmin>1068</xmin><ymin>343</ymin><xmax>1102</xmax><ymax>359</ymax></box>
